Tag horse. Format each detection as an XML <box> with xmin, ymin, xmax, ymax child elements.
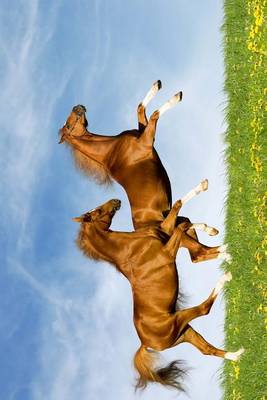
<box><xmin>59</xmin><ymin>81</ymin><xmax>213</xmax><ymax>262</ymax></box>
<box><xmin>73</xmin><ymin>198</ymin><xmax>244</xmax><ymax>391</ymax></box>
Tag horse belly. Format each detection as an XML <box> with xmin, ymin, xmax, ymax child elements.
<box><xmin>132</xmin><ymin>262</ymin><xmax>179</xmax><ymax>349</ymax></box>
<box><xmin>133</xmin><ymin>265</ymin><xmax>178</xmax><ymax>314</ymax></box>
<box><xmin>118</xmin><ymin>157</ymin><xmax>172</xmax><ymax>228</ymax></box>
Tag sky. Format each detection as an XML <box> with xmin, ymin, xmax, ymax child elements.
<box><xmin>1</xmin><ymin>1</ymin><xmax>228</xmax><ymax>399</ymax></box>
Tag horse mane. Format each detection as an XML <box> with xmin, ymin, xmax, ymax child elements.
<box><xmin>76</xmin><ymin>230</ymin><xmax>102</xmax><ymax>262</ymax></box>
<box><xmin>75</xmin><ymin>228</ymin><xmax>120</xmax><ymax>273</ymax></box>
<box><xmin>64</xmin><ymin>141</ymin><xmax>113</xmax><ymax>185</ymax></box>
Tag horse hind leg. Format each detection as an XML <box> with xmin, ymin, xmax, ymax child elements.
<box><xmin>175</xmin><ymin>272</ymin><xmax>232</xmax><ymax>333</ymax></box>
<box><xmin>179</xmin><ymin>325</ymin><xmax>244</xmax><ymax>361</ymax></box>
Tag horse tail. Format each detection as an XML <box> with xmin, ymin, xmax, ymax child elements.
<box><xmin>133</xmin><ymin>345</ymin><xmax>187</xmax><ymax>392</ymax></box>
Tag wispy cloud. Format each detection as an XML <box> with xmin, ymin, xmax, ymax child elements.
<box><xmin>1</xmin><ymin>1</ymin><xmax>70</xmax><ymax>255</ymax></box>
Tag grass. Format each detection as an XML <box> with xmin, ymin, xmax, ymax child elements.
<box><xmin>221</xmin><ymin>0</ymin><xmax>266</xmax><ymax>399</ymax></box>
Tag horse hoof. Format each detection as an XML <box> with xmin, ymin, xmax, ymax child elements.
<box><xmin>206</xmin><ymin>226</ymin><xmax>219</xmax><ymax>236</ymax></box>
<box><xmin>213</xmin><ymin>271</ymin><xmax>232</xmax><ymax>296</ymax></box>
<box><xmin>218</xmin><ymin>244</ymin><xmax>228</xmax><ymax>253</ymax></box>
<box><xmin>154</xmin><ymin>80</ymin><xmax>162</xmax><ymax>90</ymax></box>
<box><xmin>218</xmin><ymin>252</ymin><xmax>232</xmax><ymax>263</ymax></box>
<box><xmin>200</xmin><ymin>179</ymin><xmax>208</xmax><ymax>191</ymax></box>
<box><xmin>225</xmin><ymin>347</ymin><xmax>245</xmax><ymax>361</ymax></box>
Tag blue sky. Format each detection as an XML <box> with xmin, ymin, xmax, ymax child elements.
<box><xmin>1</xmin><ymin>1</ymin><xmax>227</xmax><ymax>399</ymax></box>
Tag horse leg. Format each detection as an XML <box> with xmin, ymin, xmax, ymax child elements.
<box><xmin>141</xmin><ymin>80</ymin><xmax>162</xmax><ymax>108</ymax></box>
<box><xmin>163</xmin><ymin>219</ymin><xmax>221</xmax><ymax>262</ymax></box>
<box><xmin>178</xmin><ymin>325</ymin><xmax>227</xmax><ymax>358</ymax></box>
<box><xmin>179</xmin><ymin>325</ymin><xmax>245</xmax><ymax>361</ymax></box>
<box><xmin>179</xmin><ymin>231</ymin><xmax>229</xmax><ymax>263</ymax></box>
<box><xmin>161</xmin><ymin>180</ymin><xmax>209</xmax><ymax>236</ymax></box>
<box><xmin>175</xmin><ymin>272</ymin><xmax>232</xmax><ymax>333</ymax></box>
<box><xmin>158</xmin><ymin>91</ymin><xmax>183</xmax><ymax>116</ymax></box>
<box><xmin>160</xmin><ymin>200</ymin><xmax>183</xmax><ymax>235</ymax></box>
<box><xmin>164</xmin><ymin>225</ymin><xmax>186</xmax><ymax>259</ymax></box>
<box><xmin>139</xmin><ymin>110</ymin><xmax>160</xmax><ymax>146</ymax></box>
<box><xmin>179</xmin><ymin>179</ymin><xmax>210</xmax><ymax>241</ymax></box>
<box><xmin>181</xmin><ymin>179</ymin><xmax>209</xmax><ymax>205</ymax></box>
<box><xmin>138</xmin><ymin>80</ymin><xmax>162</xmax><ymax>133</ymax></box>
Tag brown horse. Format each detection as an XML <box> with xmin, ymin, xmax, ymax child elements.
<box><xmin>73</xmin><ymin>198</ymin><xmax>244</xmax><ymax>392</ymax></box>
<box><xmin>59</xmin><ymin>81</ymin><xmax>212</xmax><ymax>262</ymax></box>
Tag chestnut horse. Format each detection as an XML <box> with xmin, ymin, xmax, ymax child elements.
<box><xmin>59</xmin><ymin>81</ymin><xmax>212</xmax><ymax>262</ymax></box>
<box><xmin>73</xmin><ymin>198</ymin><xmax>243</xmax><ymax>391</ymax></box>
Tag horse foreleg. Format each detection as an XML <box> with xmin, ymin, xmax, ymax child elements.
<box><xmin>164</xmin><ymin>225</ymin><xmax>186</xmax><ymax>259</ymax></box>
<box><xmin>160</xmin><ymin>200</ymin><xmax>183</xmax><ymax>235</ymax></box>
<box><xmin>158</xmin><ymin>91</ymin><xmax>182</xmax><ymax>116</ymax></box>
<box><xmin>181</xmin><ymin>179</ymin><xmax>208</xmax><ymax>205</ymax></box>
<box><xmin>138</xmin><ymin>80</ymin><xmax>162</xmax><ymax>132</ymax></box>
<box><xmin>190</xmin><ymin>223</ymin><xmax>219</xmax><ymax>236</ymax></box>
<box><xmin>141</xmin><ymin>80</ymin><xmax>162</xmax><ymax>108</ymax></box>
<box><xmin>175</xmin><ymin>272</ymin><xmax>232</xmax><ymax>333</ymax></box>
<box><xmin>137</xmin><ymin>104</ymin><xmax>148</xmax><ymax>133</ymax></box>
<box><xmin>139</xmin><ymin>110</ymin><xmax>160</xmax><ymax>146</ymax></box>
<box><xmin>179</xmin><ymin>230</ymin><xmax>229</xmax><ymax>263</ymax></box>
<box><xmin>161</xmin><ymin>180</ymin><xmax>209</xmax><ymax>236</ymax></box>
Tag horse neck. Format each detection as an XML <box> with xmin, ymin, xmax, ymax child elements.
<box><xmin>65</xmin><ymin>131</ymin><xmax>120</xmax><ymax>184</ymax></box>
<box><xmin>66</xmin><ymin>131</ymin><xmax>118</xmax><ymax>165</ymax></box>
<box><xmin>77</xmin><ymin>223</ymin><xmax>126</xmax><ymax>265</ymax></box>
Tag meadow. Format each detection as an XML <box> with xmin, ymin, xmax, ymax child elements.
<box><xmin>222</xmin><ymin>0</ymin><xmax>266</xmax><ymax>399</ymax></box>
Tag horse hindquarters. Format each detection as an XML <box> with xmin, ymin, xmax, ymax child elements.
<box><xmin>134</xmin><ymin>344</ymin><xmax>186</xmax><ymax>392</ymax></box>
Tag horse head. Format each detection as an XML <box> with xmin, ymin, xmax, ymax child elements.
<box><xmin>59</xmin><ymin>104</ymin><xmax>88</xmax><ymax>143</ymax></box>
<box><xmin>72</xmin><ymin>199</ymin><xmax>121</xmax><ymax>229</ymax></box>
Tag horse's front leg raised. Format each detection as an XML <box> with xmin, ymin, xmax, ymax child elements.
<box><xmin>139</xmin><ymin>90</ymin><xmax>183</xmax><ymax>146</ymax></box>
<box><xmin>138</xmin><ymin>80</ymin><xmax>162</xmax><ymax>133</ymax></box>
<box><xmin>179</xmin><ymin>231</ymin><xmax>230</xmax><ymax>263</ymax></box>
<box><xmin>178</xmin><ymin>325</ymin><xmax>244</xmax><ymax>361</ymax></box>
<box><xmin>161</xmin><ymin>180</ymin><xmax>209</xmax><ymax>236</ymax></box>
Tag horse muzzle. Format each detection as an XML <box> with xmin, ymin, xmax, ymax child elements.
<box><xmin>72</xmin><ymin>104</ymin><xmax>87</xmax><ymax>116</ymax></box>
<box><xmin>111</xmin><ymin>199</ymin><xmax>121</xmax><ymax>211</ymax></box>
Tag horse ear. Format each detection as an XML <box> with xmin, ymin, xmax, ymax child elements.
<box><xmin>72</xmin><ymin>216</ymin><xmax>84</xmax><ymax>223</ymax></box>
<box><xmin>72</xmin><ymin>213</ymin><xmax>92</xmax><ymax>223</ymax></box>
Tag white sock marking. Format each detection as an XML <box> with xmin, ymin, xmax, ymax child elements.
<box><xmin>218</xmin><ymin>252</ymin><xmax>232</xmax><ymax>263</ymax></box>
<box><xmin>225</xmin><ymin>348</ymin><xmax>245</xmax><ymax>361</ymax></box>
<box><xmin>181</xmin><ymin>179</ymin><xmax>209</xmax><ymax>205</ymax></box>
<box><xmin>213</xmin><ymin>272</ymin><xmax>232</xmax><ymax>296</ymax></box>
<box><xmin>190</xmin><ymin>223</ymin><xmax>219</xmax><ymax>236</ymax></box>
<box><xmin>142</xmin><ymin>80</ymin><xmax>161</xmax><ymax>107</ymax></box>
<box><xmin>158</xmin><ymin>92</ymin><xmax>182</xmax><ymax>116</ymax></box>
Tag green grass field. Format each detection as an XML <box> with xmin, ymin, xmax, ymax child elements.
<box><xmin>221</xmin><ymin>0</ymin><xmax>266</xmax><ymax>399</ymax></box>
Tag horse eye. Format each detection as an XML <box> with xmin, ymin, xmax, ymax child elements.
<box><xmin>66</xmin><ymin>123</ymin><xmax>70</xmax><ymax>129</ymax></box>
<box><xmin>83</xmin><ymin>214</ymin><xmax>92</xmax><ymax>222</ymax></box>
